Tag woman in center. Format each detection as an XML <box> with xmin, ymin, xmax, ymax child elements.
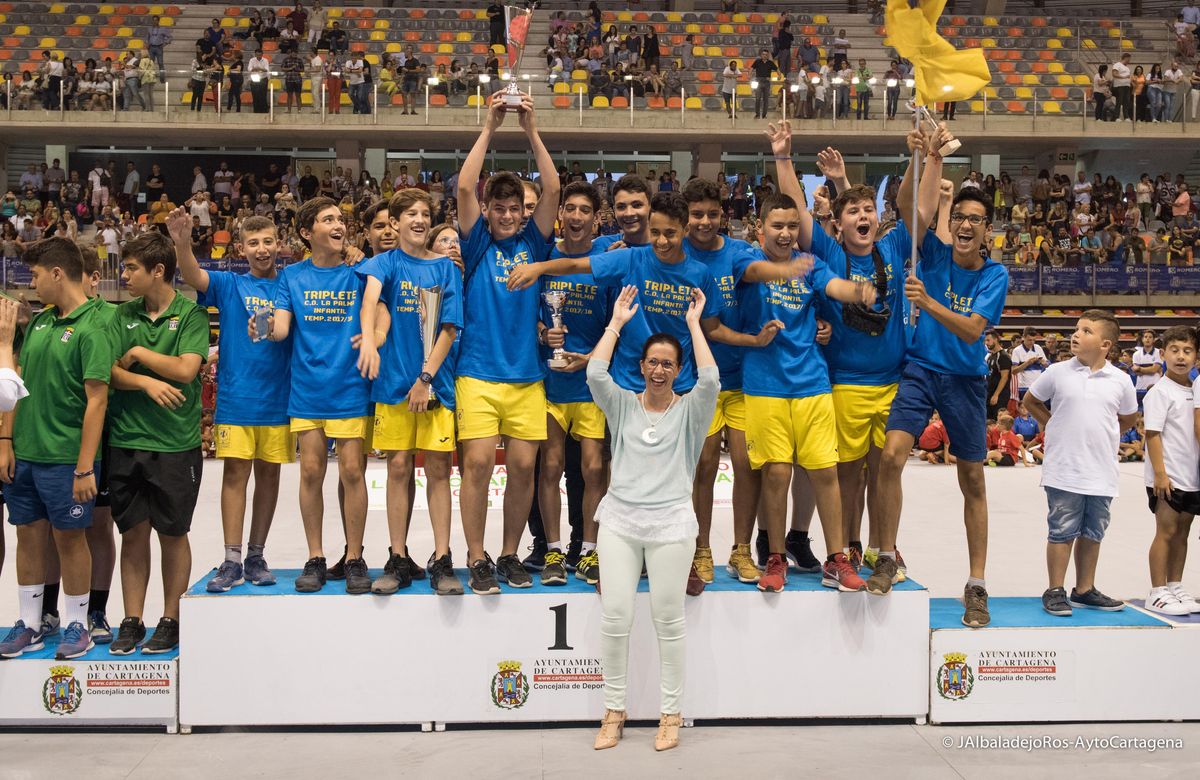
<box><xmin>586</xmin><ymin>284</ymin><xmax>719</xmax><ymax>753</ymax></box>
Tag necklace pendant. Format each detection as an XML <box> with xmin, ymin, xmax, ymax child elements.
<box><xmin>641</xmin><ymin>426</ymin><xmax>659</xmax><ymax>445</ymax></box>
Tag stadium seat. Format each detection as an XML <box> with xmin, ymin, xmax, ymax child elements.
<box><xmin>552</xmin><ymin>96</ymin><xmax>570</xmax><ymax>109</ymax></box>
<box><xmin>611</xmin><ymin>96</ymin><xmax>629</xmax><ymax>108</ymax></box>
<box><xmin>591</xmin><ymin>95</ymin><xmax>610</xmax><ymax>108</ymax></box>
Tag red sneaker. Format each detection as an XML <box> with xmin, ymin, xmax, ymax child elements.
<box><xmin>821</xmin><ymin>552</ymin><xmax>867</xmax><ymax>592</ymax></box>
<box><xmin>757</xmin><ymin>553</ymin><xmax>787</xmax><ymax>593</ymax></box>
<box><xmin>685</xmin><ymin>563</ymin><xmax>706</xmax><ymax>596</ymax></box>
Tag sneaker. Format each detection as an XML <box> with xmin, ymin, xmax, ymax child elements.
<box><xmin>821</xmin><ymin>553</ymin><xmax>866</xmax><ymax>592</ymax></box>
<box><xmin>1147</xmin><ymin>587</ymin><xmax>1190</xmax><ymax>616</ymax></box>
<box><xmin>1168</xmin><ymin>583</ymin><xmax>1200</xmax><ymax>613</ymax></box>
<box><xmin>142</xmin><ymin>617</ymin><xmax>179</xmax><ymax>654</ymax></box>
<box><xmin>41</xmin><ymin>612</ymin><xmax>61</xmax><ymax>638</ymax></box>
<box><xmin>1042</xmin><ymin>586</ymin><xmax>1072</xmax><ymax>617</ymax></box>
<box><xmin>56</xmin><ymin>621</ymin><xmax>94</xmax><ymax>660</ymax></box>
<box><xmin>109</xmin><ymin>617</ymin><xmax>146</xmax><ymax>655</ymax></box>
<box><xmin>88</xmin><ymin>611</ymin><xmax>113</xmax><ymax>645</ymax></box>
<box><xmin>758</xmin><ymin>553</ymin><xmax>787</xmax><ymax>593</ymax></box>
<box><xmin>785</xmin><ymin>530</ymin><xmax>822</xmax><ymax>572</ymax></box>
<box><xmin>754</xmin><ymin>529</ymin><xmax>769</xmax><ymax>569</ymax></box>
<box><xmin>244</xmin><ymin>554</ymin><xmax>277</xmax><ymax>586</ymax></box>
<box><xmin>402</xmin><ymin>547</ymin><xmax>427</xmax><ymax>581</ymax></box>
<box><xmin>295</xmin><ymin>556</ymin><xmax>328</xmax><ymax>593</ymax></box>
<box><xmin>326</xmin><ymin>547</ymin><xmax>349</xmax><ymax>580</ymax></box>
<box><xmin>371</xmin><ymin>553</ymin><xmax>413</xmax><ymax>595</ymax></box>
<box><xmin>428</xmin><ymin>553</ymin><xmax>464</xmax><ymax>596</ymax></box>
<box><xmin>0</xmin><ymin>621</ymin><xmax>45</xmax><ymax>658</ymax></box>
<box><xmin>895</xmin><ymin>549</ymin><xmax>908</xmax><ymax>583</ymax></box>
<box><xmin>962</xmin><ymin>584</ymin><xmax>990</xmax><ymax>628</ymax></box>
<box><xmin>847</xmin><ymin>542</ymin><xmax>864</xmax><ymax>571</ymax></box>
<box><xmin>863</xmin><ymin>547</ymin><xmax>878</xmax><ymax>571</ymax></box>
<box><xmin>541</xmin><ymin>550</ymin><xmax>569</xmax><ymax>586</ymax></box>
<box><xmin>206</xmin><ymin>560</ymin><xmax>245</xmax><ymax>593</ymax></box>
<box><xmin>693</xmin><ymin>547</ymin><xmax>715</xmax><ymax>583</ymax></box>
<box><xmin>522</xmin><ymin>539</ymin><xmax>548</xmax><ymax>571</ymax></box>
<box><xmin>865</xmin><ymin>555</ymin><xmax>899</xmax><ymax>595</ymax></box>
<box><xmin>726</xmin><ymin>543</ymin><xmax>761</xmax><ymax>583</ymax></box>
<box><xmin>344</xmin><ymin>557</ymin><xmax>372</xmax><ymax>594</ymax></box>
<box><xmin>576</xmin><ymin>550</ymin><xmax>600</xmax><ymax>586</ymax></box>
<box><xmin>497</xmin><ymin>553</ymin><xmax>533</xmax><ymax>588</ymax></box>
<box><xmin>565</xmin><ymin>539</ymin><xmax>583</xmax><ymax>571</ymax></box>
<box><xmin>686</xmin><ymin>563</ymin><xmax>706</xmax><ymax>596</ymax></box>
<box><xmin>468</xmin><ymin>555</ymin><xmax>501</xmax><ymax>595</ymax></box>
<box><xmin>1069</xmin><ymin>587</ymin><xmax>1125</xmax><ymax>611</ymax></box>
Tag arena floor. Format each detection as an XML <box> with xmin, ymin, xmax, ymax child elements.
<box><xmin>2</xmin><ymin>457</ymin><xmax>1198</xmax><ymax>777</ymax></box>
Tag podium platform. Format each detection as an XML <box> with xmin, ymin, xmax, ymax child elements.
<box><xmin>0</xmin><ymin>633</ymin><xmax>179</xmax><ymax>731</ymax></box>
<box><xmin>928</xmin><ymin>596</ymin><xmax>1200</xmax><ymax>724</ymax></box>
<box><xmin>180</xmin><ymin>568</ymin><xmax>930</xmax><ymax>729</ymax></box>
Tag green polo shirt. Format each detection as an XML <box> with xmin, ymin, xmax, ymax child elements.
<box><xmin>14</xmin><ymin>296</ymin><xmax>113</xmax><ymax>464</ymax></box>
<box><xmin>108</xmin><ymin>291</ymin><xmax>209</xmax><ymax>453</ymax></box>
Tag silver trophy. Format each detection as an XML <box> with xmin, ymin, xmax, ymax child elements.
<box><xmin>502</xmin><ymin>4</ymin><xmax>533</xmax><ymax>107</ymax></box>
<box><xmin>542</xmin><ymin>289</ymin><xmax>569</xmax><ymax>369</ymax></box>
<box><xmin>910</xmin><ymin>101</ymin><xmax>962</xmax><ymax>156</ymax></box>
<box><xmin>417</xmin><ymin>286</ymin><xmax>443</xmax><ymax>409</ymax></box>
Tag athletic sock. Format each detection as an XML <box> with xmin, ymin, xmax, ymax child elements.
<box><xmin>18</xmin><ymin>584</ymin><xmax>44</xmax><ymax>629</ymax></box>
<box><xmin>967</xmin><ymin>577</ymin><xmax>986</xmax><ymax>589</ymax></box>
<box><xmin>225</xmin><ymin>544</ymin><xmax>243</xmax><ymax>564</ymax></box>
<box><xmin>879</xmin><ymin>550</ymin><xmax>896</xmax><ymax>560</ymax></box>
<box><xmin>842</xmin><ymin>547</ymin><xmax>850</xmax><ymax>557</ymax></box>
<box><xmin>581</xmin><ymin>542</ymin><xmax>596</xmax><ymax>555</ymax></box>
<box><xmin>1168</xmin><ymin>580</ymin><xmax>1182</xmax><ymax>590</ymax></box>
<box><xmin>63</xmin><ymin>592</ymin><xmax>89</xmax><ymax>628</ymax></box>
<box><xmin>868</xmin><ymin>547</ymin><xmax>880</xmax><ymax>556</ymax></box>
<box><xmin>42</xmin><ymin>582</ymin><xmax>60</xmax><ymax>617</ymax></box>
<box><xmin>548</xmin><ymin>542</ymin><xmax>564</xmax><ymax>553</ymax></box>
<box><xmin>89</xmin><ymin>588</ymin><xmax>110</xmax><ymax>614</ymax></box>
<box><xmin>248</xmin><ymin>543</ymin><xmax>265</xmax><ymax>559</ymax></box>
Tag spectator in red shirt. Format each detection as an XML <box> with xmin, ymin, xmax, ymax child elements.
<box><xmin>986</xmin><ymin>414</ymin><xmax>1023</xmax><ymax>466</ymax></box>
<box><xmin>918</xmin><ymin>413</ymin><xmax>953</xmax><ymax>464</ymax></box>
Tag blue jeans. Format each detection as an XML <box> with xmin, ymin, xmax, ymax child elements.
<box><xmin>1148</xmin><ymin>86</ymin><xmax>1163</xmax><ymax>120</ymax></box>
<box><xmin>1045</xmin><ymin>486</ymin><xmax>1112</xmax><ymax>543</ymax></box>
<box><xmin>1161</xmin><ymin>90</ymin><xmax>1175</xmax><ymax>121</ymax></box>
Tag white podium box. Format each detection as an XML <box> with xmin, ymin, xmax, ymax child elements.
<box><xmin>0</xmin><ymin>633</ymin><xmax>178</xmax><ymax>731</ymax></box>
<box><xmin>180</xmin><ymin>570</ymin><xmax>929</xmax><ymax>728</ymax></box>
<box><xmin>929</xmin><ymin>597</ymin><xmax>1200</xmax><ymax>724</ymax></box>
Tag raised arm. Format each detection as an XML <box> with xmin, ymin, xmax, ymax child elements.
<box><xmin>457</xmin><ymin>91</ymin><xmax>508</xmax><ymax>232</ymax></box>
<box><xmin>895</xmin><ymin>126</ymin><xmax>945</xmax><ymax>244</ymax></box>
<box><xmin>816</xmin><ymin>147</ymin><xmax>852</xmax><ymax>196</ymax></box>
<box><xmin>686</xmin><ymin>289</ymin><xmax>717</xmax><ymax>371</ymax></box>
<box><xmin>356</xmin><ymin>274</ymin><xmax>384</xmax><ymax>379</ymax></box>
<box><xmin>764</xmin><ymin>120</ymin><xmax>814</xmax><ymax>250</ymax></box>
<box><xmin>518</xmin><ymin>94</ymin><xmax>561</xmax><ymax>239</ymax></box>
<box><xmin>506</xmin><ymin>254</ymin><xmax>593</xmax><ymax>290</ymax></box>
<box><xmin>166</xmin><ymin>206</ymin><xmax>209</xmax><ymax>293</ymax></box>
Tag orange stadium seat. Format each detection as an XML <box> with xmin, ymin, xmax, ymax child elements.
<box><xmin>611</xmin><ymin>96</ymin><xmax>629</xmax><ymax>108</ymax></box>
<box><xmin>552</xmin><ymin>96</ymin><xmax>571</xmax><ymax>109</ymax></box>
<box><xmin>430</xmin><ymin>95</ymin><xmax>447</xmax><ymax>107</ymax></box>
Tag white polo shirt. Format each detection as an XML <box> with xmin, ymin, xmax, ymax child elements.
<box><xmin>1132</xmin><ymin>346</ymin><xmax>1162</xmax><ymax>391</ymax></box>
<box><xmin>1143</xmin><ymin>377</ymin><xmax>1200</xmax><ymax>492</ymax></box>
<box><xmin>1029</xmin><ymin>357</ymin><xmax>1138</xmax><ymax>497</ymax></box>
<box><xmin>1011</xmin><ymin>343</ymin><xmax>1048</xmax><ymax>389</ymax></box>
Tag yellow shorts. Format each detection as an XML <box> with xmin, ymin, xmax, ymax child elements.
<box><xmin>744</xmin><ymin>393</ymin><xmax>839</xmax><ymax>471</ymax></box>
<box><xmin>290</xmin><ymin>416</ymin><xmax>373</xmax><ymax>440</ymax></box>
<box><xmin>455</xmin><ymin>376</ymin><xmax>547</xmax><ymax>441</ymax></box>
<box><xmin>373</xmin><ymin>403</ymin><xmax>456</xmax><ymax>452</ymax></box>
<box><xmin>548</xmin><ymin>401</ymin><xmax>607</xmax><ymax>441</ymax></box>
<box><xmin>215</xmin><ymin>424</ymin><xmax>296</xmax><ymax>464</ymax></box>
<box><xmin>706</xmin><ymin>389</ymin><xmax>747</xmax><ymax>437</ymax></box>
<box><xmin>832</xmin><ymin>383</ymin><xmax>898</xmax><ymax>462</ymax></box>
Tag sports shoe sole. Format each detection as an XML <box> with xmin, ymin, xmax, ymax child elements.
<box><xmin>470</xmin><ymin>580</ymin><xmax>501</xmax><ymax>595</ymax></box>
<box><xmin>371</xmin><ymin>580</ymin><xmax>400</xmax><ymax>596</ymax></box>
<box><xmin>434</xmin><ymin>578</ymin><xmax>465</xmax><ymax>596</ymax></box>
<box><xmin>91</xmin><ymin>632</ymin><xmax>113</xmax><ymax>646</ymax></box>
<box><xmin>865</xmin><ymin>577</ymin><xmax>895</xmax><ymax>596</ymax></box>
<box><xmin>141</xmin><ymin>644</ymin><xmax>177</xmax><ymax>655</ymax></box>
<box><xmin>961</xmin><ymin>614</ymin><xmax>991</xmax><ymax>628</ymax></box>
<box><xmin>726</xmin><ymin>563</ymin><xmax>761</xmax><ymax>584</ymax></box>
<box><xmin>757</xmin><ymin>580</ymin><xmax>785</xmax><ymax>593</ymax></box>
<box><xmin>0</xmin><ymin>640</ymin><xmax>45</xmax><ymax>659</ymax></box>
<box><xmin>294</xmin><ymin>580</ymin><xmax>325</xmax><ymax>593</ymax></box>
<box><xmin>499</xmin><ymin>575</ymin><xmax>533</xmax><ymax>588</ymax></box>
<box><xmin>540</xmin><ymin>574</ymin><xmax>568</xmax><ymax>586</ymax></box>
<box><xmin>56</xmin><ymin>640</ymin><xmax>95</xmax><ymax>660</ymax></box>
<box><xmin>821</xmin><ymin>575</ymin><xmax>866</xmax><ymax>593</ymax></box>
<box><xmin>206</xmin><ymin>576</ymin><xmax>245</xmax><ymax>593</ymax></box>
<box><xmin>1146</xmin><ymin>603</ymin><xmax>1191</xmax><ymax>617</ymax></box>
<box><xmin>785</xmin><ymin>551</ymin><xmax>822</xmax><ymax>573</ymax></box>
<box><xmin>576</xmin><ymin>571</ymin><xmax>600</xmax><ymax>586</ymax></box>
<box><xmin>1068</xmin><ymin>599</ymin><xmax>1125</xmax><ymax>612</ymax></box>
<box><xmin>1043</xmin><ymin>606</ymin><xmax>1073</xmax><ymax>617</ymax></box>
<box><xmin>345</xmin><ymin>580</ymin><xmax>372</xmax><ymax>595</ymax></box>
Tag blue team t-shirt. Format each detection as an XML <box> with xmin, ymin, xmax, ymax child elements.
<box><xmin>541</xmin><ymin>242</ymin><xmax>615</xmax><ymax>404</ymax></box>
<box><xmin>590</xmin><ymin>233</ymin><xmax>648</xmax><ymax>252</ymax></box>
<box><xmin>459</xmin><ymin>214</ymin><xmax>552</xmax><ymax>383</ymax></box>
<box><xmin>205</xmin><ymin>271</ymin><xmax>291</xmax><ymax>426</ymax></box>
<box><xmin>590</xmin><ymin>245</ymin><xmax>722</xmax><ymax>393</ymax></box>
<box><xmin>812</xmin><ymin>221</ymin><xmax>911</xmax><ymax>386</ymax></box>
<box><xmin>1012</xmin><ymin>414</ymin><xmax>1039</xmax><ymax>440</ymax></box>
<box><xmin>686</xmin><ymin>235</ymin><xmax>755</xmax><ymax>392</ymax></box>
<box><xmin>274</xmin><ymin>260</ymin><xmax>372</xmax><ymax>420</ymax></box>
<box><xmin>735</xmin><ymin>249</ymin><xmax>838</xmax><ymax>398</ymax></box>
<box><xmin>908</xmin><ymin>230</ymin><xmax>1009</xmax><ymax>378</ymax></box>
<box><xmin>357</xmin><ymin>249</ymin><xmax>463</xmax><ymax>409</ymax></box>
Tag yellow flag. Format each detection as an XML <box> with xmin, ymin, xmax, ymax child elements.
<box><xmin>884</xmin><ymin>0</ymin><xmax>990</xmax><ymax>106</ymax></box>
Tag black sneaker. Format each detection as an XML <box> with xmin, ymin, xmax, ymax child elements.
<box><xmin>1042</xmin><ymin>586</ymin><xmax>1072</xmax><ymax>616</ymax></box>
<box><xmin>497</xmin><ymin>553</ymin><xmax>533</xmax><ymax>588</ymax></box>
<box><xmin>541</xmin><ymin>549</ymin><xmax>569</xmax><ymax>586</ymax></box>
<box><xmin>429</xmin><ymin>553</ymin><xmax>464</xmax><ymax>596</ymax></box>
<box><xmin>327</xmin><ymin>547</ymin><xmax>349</xmax><ymax>580</ymax></box>
<box><xmin>1069</xmin><ymin>587</ymin><xmax>1125</xmax><ymax>611</ymax></box>
<box><xmin>522</xmin><ymin>539</ymin><xmax>548</xmax><ymax>571</ymax></box>
<box><xmin>755</xmin><ymin>528</ymin><xmax>769</xmax><ymax>569</ymax></box>
<box><xmin>371</xmin><ymin>553</ymin><xmax>413</xmax><ymax>595</ymax></box>
<box><xmin>109</xmin><ymin>617</ymin><xmax>146</xmax><ymax>656</ymax></box>
<box><xmin>142</xmin><ymin>617</ymin><xmax>179</xmax><ymax>654</ymax></box>
<box><xmin>344</xmin><ymin>557</ymin><xmax>371</xmax><ymax>594</ymax></box>
<box><xmin>403</xmin><ymin>547</ymin><xmax>427</xmax><ymax>580</ymax></box>
<box><xmin>295</xmin><ymin>556</ymin><xmax>328</xmax><ymax>593</ymax></box>
<box><xmin>565</xmin><ymin>539</ymin><xmax>583</xmax><ymax>571</ymax></box>
<box><xmin>785</xmin><ymin>530</ymin><xmax>821</xmax><ymax>572</ymax></box>
<box><xmin>468</xmin><ymin>555</ymin><xmax>501</xmax><ymax>595</ymax></box>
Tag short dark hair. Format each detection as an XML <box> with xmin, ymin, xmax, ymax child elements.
<box><xmin>124</xmin><ymin>231</ymin><xmax>177</xmax><ymax>279</ymax></box>
<box><xmin>1022</xmin><ymin>325</ymin><xmax>1038</xmax><ymax>338</ymax></box>
<box><xmin>1161</xmin><ymin>325</ymin><xmax>1199</xmax><ymax>351</ymax></box>
<box><xmin>650</xmin><ymin>191</ymin><xmax>688</xmax><ymax>227</ymax></box>
<box><xmin>240</xmin><ymin>215</ymin><xmax>276</xmax><ymax>236</ymax></box>
<box><xmin>612</xmin><ymin>174</ymin><xmax>650</xmax><ymax>199</ymax></box>
<box><xmin>831</xmin><ymin>184</ymin><xmax>877</xmax><ymax>220</ymax></box>
<box><xmin>561</xmin><ymin>181</ymin><xmax>600</xmax><ymax>211</ymax></box>
<box><xmin>641</xmin><ymin>333</ymin><xmax>683</xmax><ymax>364</ymax></box>
<box><xmin>952</xmin><ymin>188</ymin><xmax>994</xmax><ymax>223</ymax></box>
<box><xmin>759</xmin><ymin>193</ymin><xmax>800</xmax><ymax>221</ymax></box>
<box><xmin>679</xmin><ymin>177</ymin><xmax>722</xmax><ymax>206</ymax></box>
<box><xmin>360</xmin><ymin>199</ymin><xmax>390</xmax><ymax>227</ymax></box>
<box><xmin>483</xmin><ymin>171</ymin><xmax>525</xmax><ymax>204</ymax></box>
<box><xmin>24</xmin><ymin>237</ymin><xmax>84</xmax><ymax>278</ymax></box>
<box><xmin>77</xmin><ymin>241</ymin><xmax>100</xmax><ymax>278</ymax></box>
<box><xmin>1080</xmin><ymin>308</ymin><xmax>1120</xmax><ymax>346</ymax></box>
<box><xmin>296</xmin><ymin>196</ymin><xmax>338</xmax><ymax>247</ymax></box>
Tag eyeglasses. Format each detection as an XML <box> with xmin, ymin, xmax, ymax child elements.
<box><xmin>643</xmin><ymin>358</ymin><xmax>676</xmax><ymax>370</ymax></box>
<box><xmin>949</xmin><ymin>213</ymin><xmax>986</xmax><ymax>226</ymax></box>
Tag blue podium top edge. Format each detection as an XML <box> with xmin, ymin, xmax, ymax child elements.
<box><xmin>0</xmin><ymin>633</ymin><xmax>179</xmax><ymax>662</ymax></box>
<box><xmin>929</xmin><ymin>596</ymin><xmax>1170</xmax><ymax>629</ymax></box>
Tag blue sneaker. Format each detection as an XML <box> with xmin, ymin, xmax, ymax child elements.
<box><xmin>56</xmin><ymin>621</ymin><xmax>94</xmax><ymax>660</ymax></box>
<box><xmin>207</xmin><ymin>560</ymin><xmax>245</xmax><ymax>593</ymax></box>
<box><xmin>243</xmin><ymin>554</ymin><xmax>276</xmax><ymax>586</ymax></box>
<box><xmin>88</xmin><ymin>611</ymin><xmax>113</xmax><ymax>645</ymax></box>
<box><xmin>0</xmin><ymin>620</ymin><xmax>45</xmax><ymax>658</ymax></box>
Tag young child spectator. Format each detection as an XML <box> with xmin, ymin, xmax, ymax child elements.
<box><xmin>917</xmin><ymin>412</ymin><xmax>952</xmax><ymax>464</ymax></box>
<box><xmin>1120</xmin><ymin>417</ymin><xmax>1145</xmax><ymax>461</ymax></box>
<box><xmin>985</xmin><ymin>413</ymin><xmax>1023</xmax><ymax>467</ymax></box>
<box><xmin>1025</xmin><ymin>310</ymin><xmax>1138</xmax><ymax>618</ymax></box>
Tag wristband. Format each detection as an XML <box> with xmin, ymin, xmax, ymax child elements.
<box><xmin>604</xmin><ymin>327</ymin><xmax>621</xmax><ymax>338</ymax></box>
<box><xmin>0</xmin><ymin>436</ymin><xmax>11</xmax><ymax>441</ymax></box>
<box><xmin>773</xmin><ymin>155</ymin><xmax>792</xmax><ymax>160</ymax></box>
<box><xmin>73</xmin><ymin>468</ymin><xmax>94</xmax><ymax>478</ymax></box>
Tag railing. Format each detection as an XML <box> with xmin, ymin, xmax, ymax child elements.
<box><xmin>1003</xmin><ymin>261</ymin><xmax>1200</xmax><ymax>303</ymax></box>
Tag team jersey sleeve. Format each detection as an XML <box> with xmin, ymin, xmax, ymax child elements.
<box><xmin>521</xmin><ymin>218</ymin><xmax>554</xmax><ymax>263</ymax></box>
<box><xmin>178</xmin><ymin>305</ymin><xmax>212</xmax><ymax>360</ymax></box>
<box><xmin>273</xmin><ymin>268</ymin><xmax>294</xmax><ymax>313</ymax></box>
<box><xmin>919</xmin><ymin>228</ymin><xmax>949</xmax><ymax>265</ymax></box>
<box><xmin>355</xmin><ymin>254</ymin><xmax>391</xmax><ymax>286</ymax></box>
<box><xmin>205</xmin><ymin>270</ymin><xmax>231</xmax><ymax>307</ymax></box>
<box><xmin>808</xmin><ymin>217</ymin><xmax>838</xmax><ymax>262</ymax></box>
<box><xmin>439</xmin><ymin>260</ymin><xmax>464</xmax><ymax>330</ymax></box>
<box><xmin>1142</xmin><ymin>386</ymin><xmax>1166</xmax><ymax>433</ymax></box>
<box><xmin>969</xmin><ymin>264</ymin><xmax>1010</xmax><ymax>326</ymax></box>
<box><xmin>80</xmin><ymin>326</ymin><xmax>113</xmax><ymax>384</ymax></box>
<box><xmin>460</xmin><ymin>214</ymin><xmax>491</xmax><ymax>276</ymax></box>
<box><xmin>590</xmin><ymin>247</ymin><xmax>633</xmax><ymax>287</ymax></box>
<box><xmin>806</xmin><ymin>255</ymin><xmax>838</xmax><ymax>294</ymax></box>
<box><xmin>107</xmin><ymin>309</ymin><xmax>131</xmax><ymax>362</ymax></box>
<box><xmin>879</xmin><ymin>218</ymin><xmax>913</xmax><ymax>271</ymax></box>
<box><xmin>731</xmin><ymin>249</ymin><xmax>758</xmax><ymax>284</ymax></box>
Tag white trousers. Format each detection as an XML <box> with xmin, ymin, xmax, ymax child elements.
<box><xmin>597</xmin><ymin>524</ymin><xmax>695</xmax><ymax>714</ymax></box>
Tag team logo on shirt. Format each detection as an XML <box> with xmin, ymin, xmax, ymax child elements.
<box><xmin>168</xmin><ymin>317</ymin><xmax>180</xmax><ymax>331</ymax></box>
<box><xmin>490</xmin><ymin>660</ymin><xmax>530</xmax><ymax>709</ymax></box>
<box><xmin>60</xmin><ymin>327</ymin><xmax>74</xmax><ymax>343</ymax></box>
<box><xmin>935</xmin><ymin>652</ymin><xmax>975</xmax><ymax>701</ymax></box>
<box><xmin>43</xmin><ymin>665</ymin><xmax>84</xmax><ymax>715</ymax></box>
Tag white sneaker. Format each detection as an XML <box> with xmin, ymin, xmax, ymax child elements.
<box><xmin>1168</xmin><ymin>583</ymin><xmax>1200</xmax><ymax>613</ymax></box>
<box><xmin>1147</xmin><ymin>588</ymin><xmax>1190</xmax><ymax>616</ymax></box>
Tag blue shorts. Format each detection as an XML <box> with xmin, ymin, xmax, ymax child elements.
<box><xmin>5</xmin><ymin>460</ymin><xmax>100</xmax><ymax>531</ymax></box>
<box><xmin>1045</xmin><ymin>486</ymin><xmax>1112</xmax><ymax>543</ymax></box>
<box><xmin>886</xmin><ymin>362</ymin><xmax>988</xmax><ymax>462</ymax></box>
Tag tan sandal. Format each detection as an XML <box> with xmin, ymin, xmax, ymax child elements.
<box><xmin>594</xmin><ymin>708</ymin><xmax>626</xmax><ymax>750</ymax></box>
<box><xmin>654</xmin><ymin>713</ymin><xmax>683</xmax><ymax>751</ymax></box>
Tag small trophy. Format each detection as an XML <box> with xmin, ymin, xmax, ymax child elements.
<box><xmin>542</xmin><ymin>289</ymin><xmax>569</xmax><ymax>369</ymax></box>
<box><xmin>417</xmin><ymin>286</ymin><xmax>443</xmax><ymax>410</ymax></box>
<box><xmin>502</xmin><ymin>4</ymin><xmax>533</xmax><ymax>107</ymax></box>
<box><xmin>910</xmin><ymin>101</ymin><xmax>962</xmax><ymax>156</ymax></box>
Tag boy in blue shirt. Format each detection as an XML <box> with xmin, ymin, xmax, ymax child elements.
<box><xmin>454</xmin><ymin>92</ymin><xmax>560</xmax><ymax>595</ymax></box>
<box><xmin>259</xmin><ymin>196</ymin><xmax>373</xmax><ymax>595</ymax></box>
<box><xmin>591</xmin><ymin>175</ymin><xmax>652</xmax><ymax>251</ymax></box>
<box><xmin>169</xmin><ymin>210</ymin><xmax>292</xmax><ymax>594</ymax></box>
<box><xmin>873</xmin><ymin>130</ymin><xmax>1009</xmax><ymax>629</ymax></box>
